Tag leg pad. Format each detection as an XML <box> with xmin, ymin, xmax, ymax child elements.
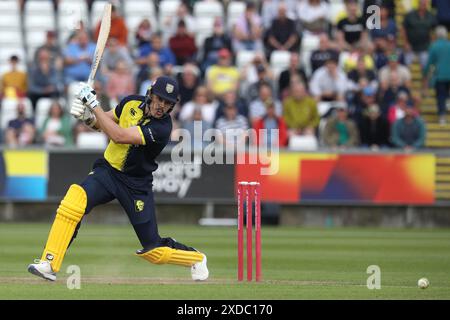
<box><xmin>137</xmin><ymin>247</ymin><xmax>204</xmax><ymax>267</ymax></box>
<box><xmin>41</xmin><ymin>184</ymin><xmax>87</xmax><ymax>272</ymax></box>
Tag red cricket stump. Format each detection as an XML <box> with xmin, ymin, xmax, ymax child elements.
<box><xmin>237</xmin><ymin>181</ymin><xmax>261</xmax><ymax>282</ymax></box>
<box><xmin>237</xmin><ymin>182</ymin><xmax>244</xmax><ymax>282</ymax></box>
<box><xmin>246</xmin><ymin>183</ymin><xmax>253</xmax><ymax>281</ymax></box>
<box><xmin>254</xmin><ymin>182</ymin><xmax>262</xmax><ymax>282</ymax></box>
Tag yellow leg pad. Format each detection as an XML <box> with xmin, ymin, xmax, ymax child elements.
<box><xmin>40</xmin><ymin>184</ymin><xmax>87</xmax><ymax>272</ymax></box>
<box><xmin>137</xmin><ymin>247</ymin><xmax>204</xmax><ymax>267</ymax></box>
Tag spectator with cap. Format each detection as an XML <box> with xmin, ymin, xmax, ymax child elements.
<box><xmin>391</xmin><ymin>105</ymin><xmax>426</xmax><ymax>151</ymax></box>
<box><xmin>28</xmin><ymin>49</ymin><xmax>62</xmax><ymax>111</ymax></box>
<box><xmin>5</xmin><ymin>101</ymin><xmax>35</xmax><ymax>147</ymax></box>
<box><xmin>232</xmin><ymin>1</ymin><xmax>264</xmax><ymax>51</ymax></box>
<box><xmin>206</xmin><ymin>48</ymin><xmax>240</xmax><ymax>97</ymax></box>
<box><xmin>310</xmin><ymin>34</ymin><xmax>340</xmax><ymax>74</ymax></box>
<box><xmin>323</xmin><ymin>103</ymin><xmax>360</xmax><ymax>149</ymax></box>
<box><xmin>336</xmin><ymin>0</ymin><xmax>368</xmax><ymax>51</ymax></box>
<box><xmin>402</xmin><ymin>0</ymin><xmax>437</xmax><ymax>67</ymax></box>
<box><xmin>249</xmin><ymin>83</ymin><xmax>282</xmax><ymax>125</ymax></box>
<box><xmin>423</xmin><ymin>25</ymin><xmax>450</xmax><ymax>125</ymax></box>
<box><xmin>169</xmin><ymin>20</ymin><xmax>197</xmax><ymax>65</ymax></box>
<box><xmin>309</xmin><ymin>57</ymin><xmax>349</xmax><ymax>102</ymax></box>
<box><xmin>278</xmin><ymin>53</ymin><xmax>308</xmax><ymax>100</ymax></box>
<box><xmin>253</xmin><ymin>99</ymin><xmax>288</xmax><ymax>148</ymax></box>
<box><xmin>297</xmin><ymin>0</ymin><xmax>330</xmax><ymax>35</ymax></box>
<box><xmin>242</xmin><ymin>53</ymin><xmax>273</xmax><ymax>87</ymax></box>
<box><xmin>360</xmin><ymin>104</ymin><xmax>391</xmax><ymax>150</ymax></box>
<box><xmin>283</xmin><ymin>81</ymin><xmax>320</xmax><ymax>138</ymax></box>
<box><xmin>94</xmin><ymin>4</ymin><xmax>128</xmax><ymax>46</ymax></box>
<box><xmin>34</xmin><ymin>30</ymin><xmax>63</xmax><ymax>71</ymax></box>
<box><xmin>0</xmin><ymin>55</ymin><xmax>27</xmax><ymax>98</ymax></box>
<box><xmin>63</xmin><ymin>30</ymin><xmax>96</xmax><ymax>84</ymax></box>
<box><xmin>265</xmin><ymin>2</ymin><xmax>300</xmax><ymax>58</ymax></box>
<box><xmin>245</xmin><ymin>65</ymin><xmax>276</xmax><ymax>105</ymax></box>
<box><xmin>201</xmin><ymin>17</ymin><xmax>233</xmax><ymax>73</ymax></box>
<box><xmin>372</xmin><ymin>36</ymin><xmax>406</xmax><ymax>70</ymax></box>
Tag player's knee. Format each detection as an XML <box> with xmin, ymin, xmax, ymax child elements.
<box><xmin>57</xmin><ymin>184</ymin><xmax>87</xmax><ymax>223</ymax></box>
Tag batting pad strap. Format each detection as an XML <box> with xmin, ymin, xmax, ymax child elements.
<box><xmin>41</xmin><ymin>184</ymin><xmax>87</xmax><ymax>272</ymax></box>
<box><xmin>136</xmin><ymin>247</ymin><xmax>204</xmax><ymax>267</ymax></box>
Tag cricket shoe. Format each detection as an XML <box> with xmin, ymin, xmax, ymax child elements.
<box><xmin>28</xmin><ymin>260</ymin><xmax>56</xmax><ymax>281</ymax></box>
<box><xmin>191</xmin><ymin>254</ymin><xmax>209</xmax><ymax>281</ymax></box>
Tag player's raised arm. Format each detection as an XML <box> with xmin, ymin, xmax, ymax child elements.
<box><xmin>75</xmin><ymin>83</ymin><xmax>144</xmax><ymax>145</ymax></box>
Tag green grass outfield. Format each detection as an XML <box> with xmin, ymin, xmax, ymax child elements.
<box><xmin>0</xmin><ymin>223</ymin><xmax>449</xmax><ymax>299</ymax></box>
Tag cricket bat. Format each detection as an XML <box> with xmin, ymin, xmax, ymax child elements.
<box><xmin>87</xmin><ymin>3</ymin><xmax>112</xmax><ymax>87</ymax></box>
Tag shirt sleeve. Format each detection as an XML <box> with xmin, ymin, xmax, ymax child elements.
<box><xmin>139</xmin><ymin>119</ymin><xmax>171</xmax><ymax>146</ymax></box>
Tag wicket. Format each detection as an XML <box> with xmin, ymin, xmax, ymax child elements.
<box><xmin>237</xmin><ymin>181</ymin><xmax>261</xmax><ymax>282</ymax></box>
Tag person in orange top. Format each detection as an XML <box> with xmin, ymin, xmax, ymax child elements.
<box><xmin>94</xmin><ymin>5</ymin><xmax>128</xmax><ymax>46</ymax></box>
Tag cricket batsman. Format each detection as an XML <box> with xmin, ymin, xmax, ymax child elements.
<box><xmin>28</xmin><ymin>76</ymin><xmax>209</xmax><ymax>281</ymax></box>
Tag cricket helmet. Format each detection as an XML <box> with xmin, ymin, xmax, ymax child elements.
<box><xmin>145</xmin><ymin>76</ymin><xmax>179</xmax><ymax>113</ymax></box>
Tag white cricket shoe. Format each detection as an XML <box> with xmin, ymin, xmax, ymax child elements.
<box><xmin>191</xmin><ymin>254</ymin><xmax>209</xmax><ymax>281</ymax></box>
<box><xmin>28</xmin><ymin>260</ymin><xmax>56</xmax><ymax>281</ymax></box>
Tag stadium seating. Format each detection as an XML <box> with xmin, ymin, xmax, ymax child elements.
<box><xmin>0</xmin><ymin>14</ymin><xmax>21</xmax><ymax>31</ymax></box>
<box><xmin>58</xmin><ymin>0</ymin><xmax>89</xmax><ymax>44</ymax></box>
<box><xmin>90</xmin><ymin>0</ymin><xmax>113</xmax><ymax>29</ymax></box>
<box><xmin>193</xmin><ymin>1</ymin><xmax>224</xmax><ymax>19</ymax></box>
<box><xmin>300</xmin><ymin>34</ymin><xmax>321</xmax><ymax>76</ymax></box>
<box><xmin>24</xmin><ymin>0</ymin><xmax>56</xmax><ymax>62</ymax></box>
<box><xmin>159</xmin><ymin>0</ymin><xmax>181</xmax><ymax>44</ymax></box>
<box><xmin>270</xmin><ymin>51</ymin><xmax>291</xmax><ymax>79</ymax></box>
<box><xmin>227</xmin><ymin>1</ymin><xmax>246</xmax><ymax>31</ymax></box>
<box><xmin>123</xmin><ymin>0</ymin><xmax>158</xmax><ymax>46</ymax></box>
<box><xmin>77</xmin><ymin>132</ymin><xmax>108</xmax><ymax>149</ymax></box>
<box><xmin>236</xmin><ymin>51</ymin><xmax>256</xmax><ymax>70</ymax></box>
<box><xmin>195</xmin><ymin>17</ymin><xmax>215</xmax><ymax>47</ymax></box>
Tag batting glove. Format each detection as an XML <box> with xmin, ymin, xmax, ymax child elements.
<box><xmin>70</xmin><ymin>98</ymin><xmax>97</xmax><ymax>128</ymax></box>
<box><xmin>76</xmin><ymin>82</ymin><xmax>99</xmax><ymax>110</ymax></box>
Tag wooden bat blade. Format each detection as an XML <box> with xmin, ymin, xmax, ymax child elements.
<box><xmin>87</xmin><ymin>3</ymin><xmax>112</xmax><ymax>86</ymax></box>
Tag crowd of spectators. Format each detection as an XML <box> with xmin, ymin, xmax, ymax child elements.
<box><xmin>1</xmin><ymin>0</ymin><xmax>449</xmax><ymax>151</ymax></box>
